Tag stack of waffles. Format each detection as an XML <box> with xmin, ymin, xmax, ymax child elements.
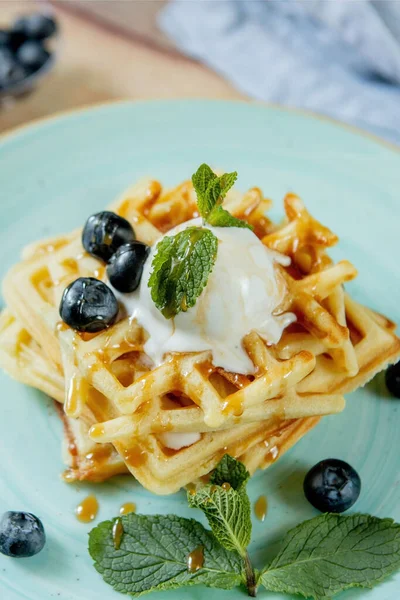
<box><xmin>0</xmin><ymin>178</ymin><xmax>399</xmax><ymax>494</ymax></box>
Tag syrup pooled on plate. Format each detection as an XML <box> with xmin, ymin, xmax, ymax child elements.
<box><xmin>254</xmin><ymin>495</ymin><xmax>268</xmax><ymax>522</ymax></box>
<box><xmin>75</xmin><ymin>496</ymin><xmax>99</xmax><ymax>523</ymax></box>
<box><xmin>119</xmin><ymin>502</ymin><xmax>136</xmax><ymax>515</ymax></box>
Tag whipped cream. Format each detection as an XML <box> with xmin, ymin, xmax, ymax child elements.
<box><xmin>115</xmin><ymin>217</ymin><xmax>295</xmax><ymax>375</ymax></box>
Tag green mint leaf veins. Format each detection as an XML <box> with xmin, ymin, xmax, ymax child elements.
<box><xmin>188</xmin><ymin>483</ymin><xmax>252</xmax><ymax>557</ymax></box>
<box><xmin>260</xmin><ymin>513</ymin><xmax>400</xmax><ymax>600</ymax></box>
<box><xmin>191</xmin><ymin>163</ymin><xmax>217</xmax><ymax>216</ymax></box>
<box><xmin>211</xmin><ymin>454</ymin><xmax>250</xmax><ymax>490</ymax></box>
<box><xmin>192</xmin><ymin>163</ymin><xmax>251</xmax><ymax>229</ymax></box>
<box><xmin>148</xmin><ymin>226</ymin><xmax>218</xmax><ymax>319</ymax></box>
<box><xmin>192</xmin><ymin>163</ymin><xmax>237</xmax><ymax>219</ymax></box>
<box><xmin>89</xmin><ymin>513</ymin><xmax>242</xmax><ymax>597</ymax></box>
<box><xmin>207</xmin><ymin>205</ymin><xmax>252</xmax><ymax>229</ymax></box>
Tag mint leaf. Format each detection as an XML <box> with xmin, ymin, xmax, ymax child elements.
<box><xmin>195</xmin><ymin>456</ymin><xmax>256</xmax><ymax>595</ymax></box>
<box><xmin>218</xmin><ymin>171</ymin><xmax>238</xmax><ymax>198</ymax></box>
<box><xmin>188</xmin><ymin>484</ymin><xmax>251</xmax><ymax>557</ymax></box>
<box><xmin>203</xmin><ymin>171</ymin><xmax>238</xmax><ymax>217</ymax></box>
<box><xmin>192</xmin><ymin>164</ymin><xmax>251</xmax><ymax>229</ymax></box>
<box><xmin>89</xmin><ymin>513</ymin><xmax>242</xmax><ymax>597</ymax></box>
<box><xmin>204</xmin><ymin>177</ymin><xmax>225</xmax><ymax>216</ymax></box>
<box><xmin>147</xmin><ymin>235</ymin><xmax>174</xmax><ymax>311</ymax></box>
<box><xmin>148</xmin><ymin>226</ymin><xmax>218</xmax><ymax>319</ymax></box>
<box><xmin>208</xmin><ymin>205</ymin><xmax>252</xmax><ymax>229</ymax></box>
<box><xmin>192</xmin><ymin>164</ymin><xmax>241</xmax><ymax>222</ymax></box>
<box><xmin>192</xmin><ymin>164</ymin><xmax>236</xmax><ymax>219</ymax></box>
<box><xmin>189</xmin><ymin>456</ymin><xmax>252</xmax><ymax>557</ymax></box>
<box><xmin>260</xmin><ymin>513</ymin><xmax>400</xmax><ymax>600</ymax></box>
<box><xmin>211</xmin><ymin>454</ymin><xmax>250</xmax><ymax>490</ymax></box>
<box><xmin>192</xmin><ymin>163</ymin><xmax>217</xmax><ymax>214</ymax></box>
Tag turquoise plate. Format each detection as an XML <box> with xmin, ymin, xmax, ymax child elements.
<box><xmin>0</xmin><ymin>100</ymin><xmax>399</xmax><ymax>600</ymax></box>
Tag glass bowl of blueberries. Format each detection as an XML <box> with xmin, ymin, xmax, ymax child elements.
<box><xmin>0</xmin><ymin>11</ymin><xmax>58</xmax><ymax>98</ymax></box>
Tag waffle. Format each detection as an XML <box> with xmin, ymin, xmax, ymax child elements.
<box><xmin>263</xmin><ymin>194</ymin><xmax>400</xmax><ymax>394</ymax></box>
<box><xmin>0</xmin><ymin>308</ymin><xmax>326</xmax><ymax>491</ymax></box>
<box><xmin>1</xmin><ymin>176</ymin><xmax>399</xmax><ymax>494</ymax></box>
<box><xmin>0</xmin><ymin>309</ymin><xmax>127</xmax><ymax>483</ymax></box>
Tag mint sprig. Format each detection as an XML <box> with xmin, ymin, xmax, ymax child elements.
<box><xmin>260</xmin><ymin>513</ymin><xmax>400</xmax><ymax>600</ymax></box>
<box><xmin>188</xmin><ymin>455</ymin><xmax>256</xmax><ymax>595</ymax></box>
<box><xmin>192</xmin><ymin>163</ymin><xmax>251</xmax><ymax>229</ymax></box>
<box><xmin>148</xmin><ymin>226</ymin><xmax>217</xmax><ymax>319</ymax></box>
<box><xmin>188</xmin><ymin>456</ymin><xmax>251</xmax><ymax>555</ymax></box>
<box><xmin>89</xmin><ymin>458</ymin><xmax>400</xmax><ymax>599</ymax></box>
<box><xmin>187</xmin><ymin>478</ymin><xmax>252</xmax><ymax>557</ymax></box>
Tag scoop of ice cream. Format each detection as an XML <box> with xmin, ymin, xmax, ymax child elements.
<box><xmin>117</xmin><ymin>217</ymin><xmax>295</xmax><ymax>374</ymax></box>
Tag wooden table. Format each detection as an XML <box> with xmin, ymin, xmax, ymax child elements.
<box><xmin>0</xmin><ymin>1</ymin><xmax>241</xmax><ymax>134</ymax></box>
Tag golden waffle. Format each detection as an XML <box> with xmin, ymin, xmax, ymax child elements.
<box><xmin>1</xmin><ymin>242</ymin><xmax>343</xmax><ymax>493</ymax></box>
<box><xmin>110</xmin><ymin>417</ymin><xmax>325</xmax><ymax>494</ymax></box>
<box><xmin>1</xmin><ymin>177</ymin><xmax>399</xmax><ymax>494</ymax></box>
<box><xmin>0</xmin><ymin>309</ymin><xmax>64</xmax><ymax>403</ymax></box>
<box><xmin>0</xmin><ymin>308</ymin><xmax>326</xmax><ymax>492</ymax></box>
<box><xmin>58</xmin><ymin>406</ymin><xmax>128</xmax><ymax>484</ymax></box>
<box><xmin>262</xmin><ymin>194</ymin><xmax>400</xmax><ymax>393</ymax></box>
<box><xmin>2</xmin><ymin>182</ymin><xmax>343</xmax><ymax>431</ymax></box>
<box><xmin>0</xmin><ymin>310</ymin><xmax>127</xmax><ymax>483</ymax></box>
<box><xmin>88</xmin><ymin>332</ymin><xmax>343</xmax><ymax>442</ymax></box>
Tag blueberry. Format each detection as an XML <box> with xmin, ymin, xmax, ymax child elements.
<box><xmin>16</xmin><ymin>41</ymin><xmax>49</xmax><ymax>71</ymax></box>
<box><xmin>386</xmin><ymin>362</ymin><xmax>400</xmax><ymax>398</ymax></box>
<box><xmin>107</xmin><ymin>242</ymin><xmax>150</xmax><ymax>293</ymax></box>
<box><xmin>82</xmin><ymin>211</ymin><xmax>136</xmax><ymax>262</ymax></box>
<box><xmin>12</xmin><ymin>13</ymin><xmax>57</xmax><ymax>41</ymax></box>
<box><xmin>59</xmin><ymin>277</ymin><xmax>119</xmax><ymax>333</ymax></box>
<box><xmin>0</xmin><ymin>47</ymin><xmax>25</xmax><ymax>88</ymax></box>
<box><xmin>0</xmin><ymin>511</ymin><xmax>45</xmax><ymax>558</ymax></box>
<box><xmin>303</xmin><ymin>458</ymin><xmax>361</xmax><ymax>513</ymax></box>
<box><xmin>6</xmin><ymin>32</ymin><xmax>25</xmax><ymax>53</ymax></box>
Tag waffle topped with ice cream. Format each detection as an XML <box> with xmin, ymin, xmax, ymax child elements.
<box><xmin>0</xmin><ymin>164</ymin><xmax>399</xmax><ymax>494</ymax></box>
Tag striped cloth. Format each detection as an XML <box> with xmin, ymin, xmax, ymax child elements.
<box><xmin>160</xmin><ymin>0</ymin><xmax>400</xmax><ymax>144</ymax></box>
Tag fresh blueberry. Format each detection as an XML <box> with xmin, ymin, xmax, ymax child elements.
<box><xmin>12</xmin><ymin>13</ymin><xmax>57</xmax><ymax>41</ymax></box>
<box><xmin>0</xmin><ymin>47</ymin><xmax>25</xmax><ymax>88</ymax></box>
<box><xmin>303</xmin><ymin>458</ymin><xmax>361</xmax><ymax>513</ymax></box>
<box><xmin>107</xmin><ymin>242</ymin><xmax>150</xmax><ymax>293</ymax></box>
<box><xmin>16</xmin><ymin>40</ymin><xmax>49</xmax><ymax>71</ymax></box>
<box><xmin>6</xmin><ymin>32</ymin><xmax>25</xmax><ymax>53</ymax></box>
<box><xmin>385</xmin><ymin>362</ymin><xmax>400</xmax><ymax>398</ymax></box>
<box><xmin>59</xmin><ymin>277</ymin><xmax>119</xmax><ymax>333</ymax></box>
<box><xmin>0</xmin><ymin>511</ymin><xmax>45</xmax><ymax>558</ymax></box>
<box><xmin>82</xmin><ymin>211</ymin><xmax>136</xmax><ymax>262</ymax></box>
